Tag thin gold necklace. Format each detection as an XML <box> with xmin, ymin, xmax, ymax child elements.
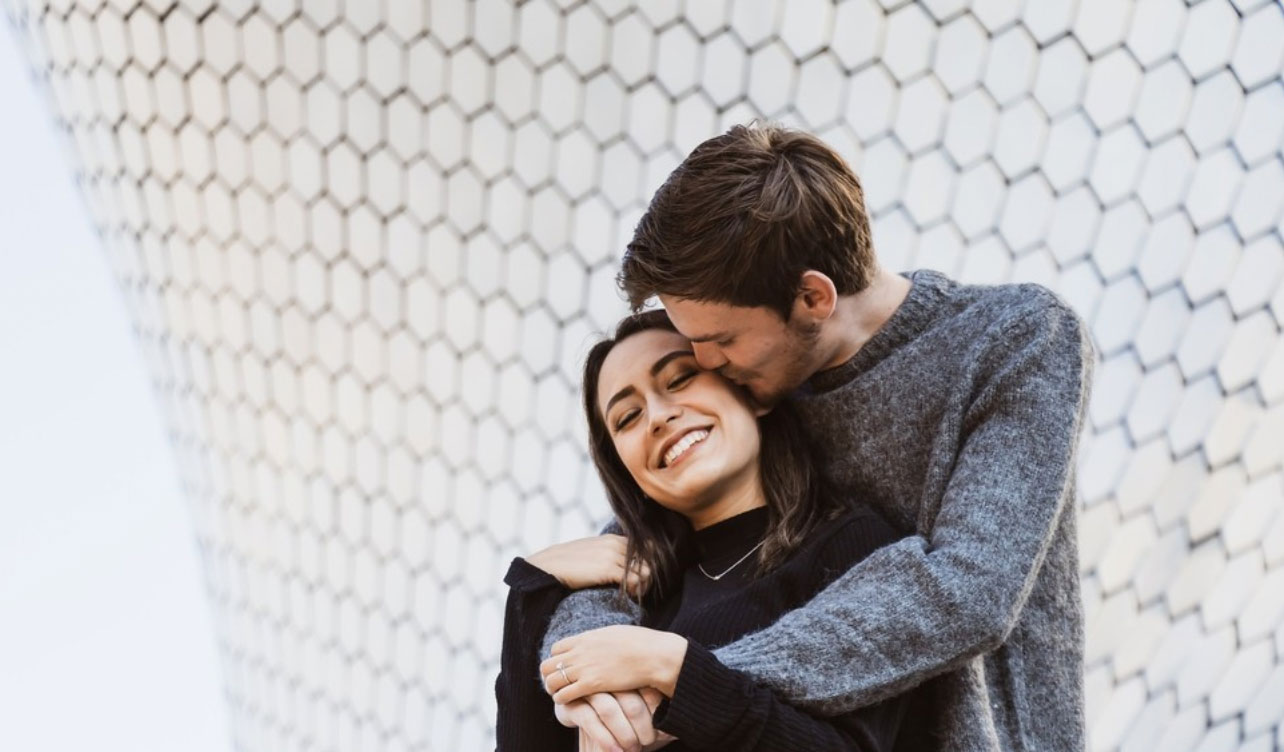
<box><xmin>697</xmin><ymin>540</ymin><xmax>766</xmax><ymax>581</ymax></box>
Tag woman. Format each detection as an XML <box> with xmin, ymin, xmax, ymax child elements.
<box><xmin>496</xmin><ymin>311</ymin><xmax>910</xmax><ymax>751</ymax></box>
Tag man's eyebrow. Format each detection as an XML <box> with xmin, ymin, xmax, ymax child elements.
<box><xmin>603</xmin><ymin>350</ymin><xmax>696</xmax><ymax>415</ymax></box>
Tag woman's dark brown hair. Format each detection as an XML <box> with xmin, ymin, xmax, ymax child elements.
<box><xmin>583</xmin><ymin>310</ymin><xmax>849</xmax><ymax>602</ymax></box>
<box><xmin>620</xmin><ymin>122</ymin><xmax>877</xmax><ymax>321</ymax></box>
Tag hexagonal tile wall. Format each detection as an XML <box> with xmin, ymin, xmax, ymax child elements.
<box><xmin>4</xmin><ymin>1</ymin><xmax>1282</xmax><ymax>750</ymax></box>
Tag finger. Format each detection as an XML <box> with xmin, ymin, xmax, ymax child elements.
<box><xmin>612</xmin><ymin>691</ymin><xmax>657</xmax><ymax>747</ymax></box>
<box><xmin>553</xmin><ymin>672</ymin><xmax>596</xmax><ymax>705</ymax></box>
<box><xmin>540</xmin><ymin>657</ymin><xmax>573</xmax><ymax>696</ymax></box>
<box><xmin>638</xmin><ymin>687</ymin><xmax>664</xmax><ymax>714</ymax></box>
<box><xmin>587</xmin><ymin>693</ymin><xmax>641</xmax><ymax>752</ymax></box>
<box><xmin>554</xmin><ymin>700</ymin><xmax>580</xmax><ymax>729</ymax></box>
<box><xmin>540</xmin><ymin>649</ymin><xmax>575</xmax><ymax>677</ymax></box>
<box><xmin>543</xmin><ymin>667</ymin><xmax>570</xmax><ymax>696</ymax></box>
<box><xmin>566</xmin><ymin>701</ymin><xmax>624</xmax><ymax>752</ymax></box>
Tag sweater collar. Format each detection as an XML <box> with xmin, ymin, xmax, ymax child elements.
<box><xmin>803</xmin><ymin>269</ymin><xmax>953</xmax><ymax>394</ymax></box>
<box><xmin>692</xmin><ymin>505</ymin><xmax>769</xmax><ymax>563</ymax></box>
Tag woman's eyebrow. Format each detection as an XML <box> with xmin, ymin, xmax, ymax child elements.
<box><xmin>603</xmin><ymin>350</ymin><xmax>695</xmax><ymax>415</ymax></box>
<box><xmin>649</xmin><ymin>349</ymin><xmax>695</xmax><ymax>376</ymax></box>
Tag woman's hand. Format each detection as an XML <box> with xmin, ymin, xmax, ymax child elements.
<box><xmin>525</xmin><ymin>534</ymin><xmax>650</xmax><ymax>594</ymax></box>
<box><xmin>541</xmin><ymin>625</ymin><xmax>689</xmax><ymax>704</ymax></box>
<box><xmin>554</xmin><ymin>690</ymin><xmax>674</xmax><ymax>752</ymax></box>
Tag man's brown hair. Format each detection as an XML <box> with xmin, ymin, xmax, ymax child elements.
<box><xmin>619</xmin><ymin>122</ymin><xmax>877</xmax><ymax>319</ymax></box>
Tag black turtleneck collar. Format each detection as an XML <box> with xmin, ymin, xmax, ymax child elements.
<box><xmin>692</xmin><ymin>506</ymin><xmax>770</xmax><ymax>564</ymax></box>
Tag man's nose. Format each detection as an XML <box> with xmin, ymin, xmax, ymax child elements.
<box><xmin>692</xmin><ymin>341</ymin><xmax>727</xmax><ymax>370</ymax></box>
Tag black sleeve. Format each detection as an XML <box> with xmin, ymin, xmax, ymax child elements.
<box><xmin>494</xmin><ymin>558</ymin><xmax>577</xmax><ymax>752</ymax></box>
<box><xmin>654</xmin><ymin>642</ymin><xmax>906</xmax><ymax>751</ymax></box>
<box><xmin>652</xmin><ymin>506</ymin><xmax>910</xmax><ymax>750</ymax></box>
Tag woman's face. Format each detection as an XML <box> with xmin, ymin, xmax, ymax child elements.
<box><xmin>596</xmin><ymin>328</ymin><xmax>762</xmax><ymax>521</ymax></box>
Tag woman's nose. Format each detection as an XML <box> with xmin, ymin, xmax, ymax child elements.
<box><xmin>649</xmin><ymin>399</ymin><xmax>682</xmax><ymax>433</ymax></box>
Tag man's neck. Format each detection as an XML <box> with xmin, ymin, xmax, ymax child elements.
<box><xmin>819</xmin><ymin>268</ymin><xmax>913</xmax><ymax>371</ymax></box>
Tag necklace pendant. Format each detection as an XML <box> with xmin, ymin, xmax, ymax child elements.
<box><xmin>697</xmin><ymin>539</ymin><xmax>766</xmax><ymax>581</ymax></box>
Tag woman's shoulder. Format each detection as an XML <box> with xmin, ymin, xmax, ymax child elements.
<box><xmin>803</xmin><ymin>503</ymin><xmax>903</xmax><ymax>571</ymax></box>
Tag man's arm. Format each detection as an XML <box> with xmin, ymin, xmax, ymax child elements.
<box><xmin>709</xmin><ymin>300</ymin><xmax>1093</xmax><ymax>714</ymax></box>
<box><xmin>539</xmin><ymin>515</ymin><xmax>640</xmax><ymax>658</ymax></box>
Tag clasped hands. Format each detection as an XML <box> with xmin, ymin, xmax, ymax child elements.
<box><xmin>540</xmin><ymin>624</ymin><xmax>688</xmax><ymax>752</ymax></box>
<box><xmin>524</xmin><ymin>537</ymin><xmax>687</xmax><ymax>751</ymax></box>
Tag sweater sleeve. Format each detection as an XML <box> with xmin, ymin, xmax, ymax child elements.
<box><xmin>653</xmin><ymin>642</ymin><xmax>905</xmax><ymax>751</ymax></box>
<box><xmin>539</xmin><ymin>519</ymin><xmax>641</xmax><ymax>660</ymax></box>
<box><xmin>494</xmin><ymin>557</ymin><xmax>578</xmax><ymax>752</ymax></box>
<box><xmin>710</xmin><ymin>300</ymin><xmax>1093</xmax><ymax>713</ymax></box>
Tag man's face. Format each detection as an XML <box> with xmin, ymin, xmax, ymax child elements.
<box><xmin>659</xmin><ymin>295</ymin><xmax>821</xmax><ymax>406</ymax></box>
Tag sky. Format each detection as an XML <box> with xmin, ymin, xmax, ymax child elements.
<box><xmin>0</xmin><ymin>20</ymin><xmax>231</xmax><ymax>752</ymax></box>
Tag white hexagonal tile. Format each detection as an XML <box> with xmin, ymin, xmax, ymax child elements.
<box><xmin>1082</xmin><ymin>48</ymin><xmax>1143</xmax><ymax>130</ymax></box>
<box><xmin>1042</xmin><ymin>112</ymin><xmax>1097</xmax><ymax>192</ymax></box>
<box><xmin>1182</xmin><ymin>227</ymin><xmax>1241</xmax><ymax>306</ymax></box>
<box><xmin>933</xmin><ymin>13</ymin><xmax>986</xmax><ymax>95</ymax></box>
<box><xmin>844</xmin><ymin>64</ymin><xmax>898</xmax><ymax>141</ymax></box>
<box><xmin>983</xmin><ymin>25</ymin><xmax>1038</xmax><ymax>106</ymax></box>
<box><xmin>998</xmin><ymin>173</ymin><xmax>1055</xmax><ymax>252</ymax></box>
<box><xmin>1186</xmin><ymin>72</ymin><xmax>1245</xmax><ymax>156</ymax></box>
<box><xmin>1126</xmin><ymin>0</ymin><xmax>1186</xmax><ymax>68</ymax></box>
<box><xmin>903</xmin><ymin>150</ymin><xmax>955</xmax><ymax>225</ymax></box>
<box><xmin>1134</xmin><ymin>61</ymin><xmax>1194</xmax><ymax>144</ymax></box>
<box><xmin>1137</xmin><ymin>136</ymin><xmax>1197</xmax><ymax>218</ymax></box>
<box><xmin>1021</xmin><ymin>0</ymin><xmax>1075</xmax><ymax>45</ymax></box>
<box><xmin>882</xmin><ymin>4</ymin><xmax>935</xmax><ymax>81</ymax></box>
<box><xmin>746</xmin><ymin>41</ymin><xmax>795</xmax><ymax>116</ymax></box>
<box><xmin>1202</xmin><ymin>550</ymin><xmax>1265</xmax><ymax>629</ymax></box>
<box><xmin>1245</xmin><ymin>663</ymin><xmax>1284</xmax><ymax>736</ymax></box>
<box><xmin>1091</xmin><ymin>200</ymin><xmax>1148</xmax><ymax>282</ymax></box>
<box><xmin>795</xmin><ymin>53</ymin><xmax>846</xmax><ymax>129</ymax></box>
<box><xmin>1232</xmin><ymin>4</ymin><xmax>1284</xmax><ymax>89</ymax></box>
<box><xmin>832</xmin><ymin>0</ymin><xmax>885</xmax><ymax>71</ymax></box>
<box><xmin>992</xmin><ymin>99</ymin><xmax>1047</xmax><ymax>179</ymax></box>
<box><xmin>1232</xmin><ymin>159</ymin><xmax>1284</xmax><ymax>240</ymax></box>
<box><xmin>1032</xmin><ymin>37</ymin><xmax>1088</xmax><ymax>119</ymax></box>
<box><xmin>1234</xmin><ymin>83</ymin><xmax>1284</xmax><ymax>166</ymax></box>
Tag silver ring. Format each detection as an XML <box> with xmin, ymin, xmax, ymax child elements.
<box><xmin>556</xmin><ymin>661</ymin><xmax>570</xmax><ymax>685</ymax></box>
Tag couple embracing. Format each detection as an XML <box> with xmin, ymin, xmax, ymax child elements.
<box><xmin>494</xmin><ymin>123</ymin><xmax>1094</xmax><ymax>752</ymax></box>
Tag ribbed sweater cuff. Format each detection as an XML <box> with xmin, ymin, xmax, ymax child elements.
<box><xmin>504</xmin><ymin>557</ymin><xmax>566</xmax><ymax>593</ymax></box>
<box><xmin>654</xmin><ymin>642</ymin><xmax>748</xmax><ymax>747</ymax></box>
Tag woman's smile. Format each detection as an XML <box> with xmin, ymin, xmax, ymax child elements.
<box><xmin>659</xmin><ymin>427</ymin><xmax>712</xmax><ymax>469</ymax></box>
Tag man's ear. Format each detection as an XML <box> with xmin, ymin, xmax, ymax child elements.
<box><xmin>794</xmin><ymin>270</ymin><xmax>838</xmax><ymax>321</ymax></box>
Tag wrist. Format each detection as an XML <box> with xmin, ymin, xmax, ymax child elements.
<box><xmin>649</xmin><ymin>632</ymin><xmax>688</xmax><ymax>697</ymax></box>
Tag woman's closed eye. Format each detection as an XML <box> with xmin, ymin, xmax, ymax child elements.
<box><xmin>667</xmin><ymin>369</ymin><xmax>696</xmax><ymax>389</ymax></box>
<box><xmin>614</xmin><ymin>408</ymin><xmax>640</xmax><ymax>432</ymax></box>
<box><xmin>611</xmin><ymin>366</ymin><xmax>697</xmax><ymax>431</ymax></box>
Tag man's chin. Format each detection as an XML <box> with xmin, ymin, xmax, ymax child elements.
<box><xmin>746</xmin><ymin>384</ymin><xmax>785</xmax><ymax>413</ymax></box>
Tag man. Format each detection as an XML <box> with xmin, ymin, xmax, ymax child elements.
<box><xmin>541</xmin><ymin>123</ymin><xmax>1093</xmax><ymax>751</ymax></box>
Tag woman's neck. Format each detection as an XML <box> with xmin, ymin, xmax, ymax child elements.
<box><xmin>686</xmin><ymin>473</ymin><xmax>767</xmax><ymax>531</ymax></box>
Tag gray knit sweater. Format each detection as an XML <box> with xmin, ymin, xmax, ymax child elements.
<box><xmin>542</xmin><ymin>270</ymin><xmax>1095</xmax><ymax>751</ymax></box>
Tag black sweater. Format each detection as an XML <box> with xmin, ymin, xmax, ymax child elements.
<box><xmin>494</xmin><ymin>505</ymin><xmax>909</xmax><ymax>751</ymax></box>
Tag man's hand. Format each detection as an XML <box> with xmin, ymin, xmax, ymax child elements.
<box><xmin>524</xmin><ymin>534</ymin><xmax>651</xmax><ymax>596</ymax></box>
<box><xmin>553</xmin><ymin>690</ymin><xmax>663</xmax><ymax>752</ymax></box>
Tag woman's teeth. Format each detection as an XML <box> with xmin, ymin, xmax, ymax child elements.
<box><xmin>663</xmin><ymin>429</ymin><xmax>709</xmax><ymax>467</ymax></box>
